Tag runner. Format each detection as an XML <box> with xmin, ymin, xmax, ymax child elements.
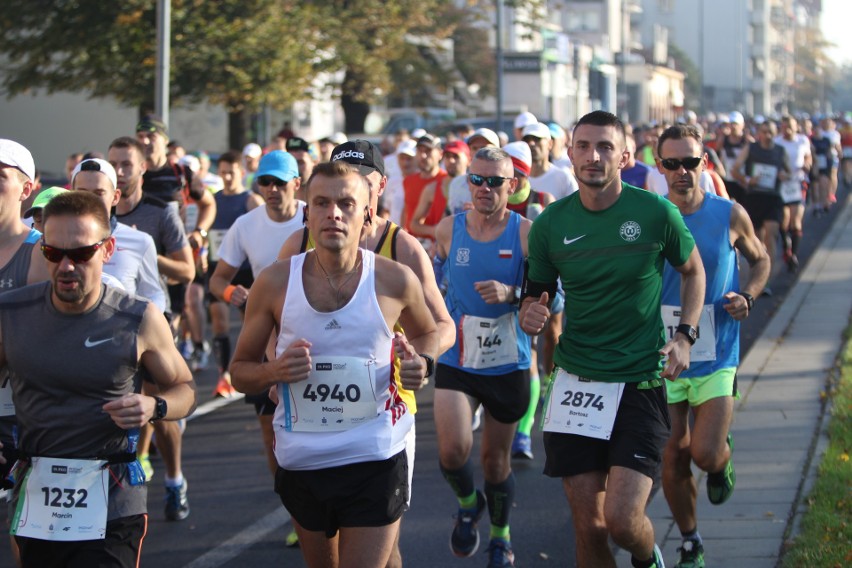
<box><xmin>656</xmin><ymin>124</ymin><xmax>770</xmax><ymax>568</ymax></box>
<box><xmin>433</xmin><ymin>146</ymin><xmax>533</xmax><ymax>567</ymax></box>
<box><xmin>523</xmin><ymin>122</ymin><xmax>579</xmax><ymax>200</ymax></box>
<box><xmin>109</xmin><ymin>135</ymin><xmax>195</xmax><ymax>521</ymax></box>
<box><xmin>774</xmin><ymin>116</ymin><xmax>812</xmax><ymax>273</ymax></box>
<box><xmin>402</xmin><ymin>135</ymin><xmax>448</xmax><ymax>251</ymax></box>
<box><xmin>208</xmin><ymin>150</ymin><xmax>306</xmax><ymax>476</ymax></box>
<box><xmin>231</xmin><ymin>161</ymin><xmax>438</xmax><ymax>568</ymax></box>
<box><xmin>520</xmin><ymin>110</ymin><xmax>705</xmax><ymax>568</ymax></box>
<box><xmin>277</xmin><ymin>139</ymin><xmax>456</xmax><ymax>566</ymax></box>
<box><xmin>410</xmin><ymin>139</ymin><xmax>470</xmax><ymax>235</ymax></box>
<box><xmin>0</xmin><ymin>190</ymin><xmax>196</xmax><ymax>568</ymax></box>
<box><xmin>731</xmin><ymin>120</ymin><xmax>791</xmax><ymax>294</ymax></box>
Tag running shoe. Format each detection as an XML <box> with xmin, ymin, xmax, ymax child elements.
<box><xmin>787</xmin><ymin>253</ymin><xmax>799</xmax><ymax>273</ymax></box>
<box><xmin>178</xmin><ymin>339</ymin><xmax>193</xmax><ymax>361</ymax></box>
<box><xmin>651</xmin><ymin>543</ymin><xmax>666</xmax><ymax>568</ymax></box>
<box><xmin>485</xmin><ymin>537</ymin><xmax>515</xmax><ymax>568</ymax></box>
<box><xmin>707</xmin><ymin>433</ymin><xmax>735</xmax><ymax>505</ymax></box>
<box><xmin>164</xmin><ymin>480</ymin><xmax>190</xmax><ymax>521</ymax></box>
<box><xmin>675</xmin><ymin>538</ymin><xmax>705</xmax><ymax>568</ymax></box>
<box><xmin>285</xmin><ymin>528</ymin><xmax>300</xmax><ymax>548</ymax></box>
<box><xmin>213</xmin><ymin>375</ymin><xmax>237</xmax><ymax>398</ymax></box>
<box><xmin>511</xmin><ymin>432</ymin><xmax>534</xmax><ymax>460</ymax></box>
<box><xmin>189</xmin><ymin>342</ymin><xmax>211</xmax><ymax>373</ymax></box>
<box><xmin>450</xmin><ymin>490</ymin><xmax>486</xmax><ymax>557</ymax></box>
<box><xmin>139</xmin><ymin>454</ymin><xmax>154</xmax><ymax>482</ymax></box>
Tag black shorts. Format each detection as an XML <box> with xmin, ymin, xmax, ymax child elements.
<box><xmin>726</xmin><ymin>180</ymin><xmax>746</xmax><ymax>203</ymax></box>
<box><xmin>744</xmin><ymin>192</ymin><xmax>783</xmax><ymax>229</ymax></box>
<box><xmin>206</xmin><ymin>262</ymin><xmax>254</xmax><ymax>303</ymax></box>
<box><xmin>275</xmin><ymin>451</ymin><xmax>408</xmax><ymax>538</ymax></box>
<box><xmin>16</xmin><ymin>513</ymin><xmax>147</xmax><ymax>568</ymax></box>
<box><xmin>543</xmin><ymin>381</ymin><xmax>671</xmax><ymax>479</ymax></box>
<box><xmin>434</xmin><ymin>364</ymin><xmax>530</xmax><ymax>424</ymax></box>
<box><xmin>246</xmin><ymin>391</ymin><xmax>277</xmax><ymax>416</ymax></box>
<box><xmin>168</xmin><ymin>283</ymin><xmax>187</xmax><ymax>314</ymax></box>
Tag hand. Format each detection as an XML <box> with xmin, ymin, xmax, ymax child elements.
<box><xmin>229</xmin><ymin>285</ymin><xmax>250</xmax><ymax>307</ymax></box>
<box><xmin>723</xmin><ymin>291</ymin><xmax>749</xmax><ymax>321</ymax></box>
<box><xmin>660</xmin><ymin>336</ymin><xmax>691</xmax><ymax>381</ymax></box>
<box><xmin>520</xmin><ymin>292</ymin><xmax>550</xmax><ymax>334</ymax></box>
<box><xmin>187</xmin><ymin>230</ymin><xmax>204</xmax><ymax>250</ymax></box>
<box><xmin>394</xmin><ymin>332</ymin><xmax>429</xmax><ymax>391</ymax></box>
<box><xmin>474</xmin><ymin>280</ymin><xmax>512</xmax><ymax>304</ymax></box>
<box><xmin>103</xmin><ymin>394</ymin><xmax>157</xmax><ymax>429</ymax></box>
<box><xmin>269</xmin><ymin>338</ymin><xmax>312</xmax><ymax>384</ymax></box>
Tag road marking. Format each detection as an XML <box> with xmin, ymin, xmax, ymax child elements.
<box><xmin>182</xmin><ymin>507</ymin><xmax>290</xmax><ymax>568</ymax></box>
<box><xmin>185</xmin><ymin>392</ymin><xmax>245</xmax><ymax>422</ymax></box>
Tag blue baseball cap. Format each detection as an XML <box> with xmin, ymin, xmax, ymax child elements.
<box><xmin>256</xmin><ymin>150</ymin><xmax>299</xmax><ymax>181</ymax></box>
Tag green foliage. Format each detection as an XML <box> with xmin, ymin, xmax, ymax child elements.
<box><xmin>781</xmin><ymin>325</ymin><xmax>852</xmax><ymax>567</ymax></box>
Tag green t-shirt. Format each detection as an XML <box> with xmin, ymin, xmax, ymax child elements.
<box><xmin>528</xmin><ymin>183</ymin><xmax>695</xmax><ymax>383</ymax></box>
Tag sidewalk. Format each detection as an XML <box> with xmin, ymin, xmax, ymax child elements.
<box><xmin>616</xmin><ymin>193</ymin><xmax>852</xmax><ymax>568</ymax></box>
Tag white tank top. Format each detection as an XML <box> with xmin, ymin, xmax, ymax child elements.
<box><xmin>272</xmin><ymin>249</ymin><xmax>412</xmax><ymax>470</ymax></box>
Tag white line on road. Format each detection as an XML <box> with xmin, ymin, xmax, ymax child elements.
<box><xmin>185</xmin><ymin>392</ymin><xmax>245</xmax><ymax>421</ymax></box>
<box><xmin>182</xmin><ymin>507</ymin><xmax>290</xmax><ymax>568</ymax></box>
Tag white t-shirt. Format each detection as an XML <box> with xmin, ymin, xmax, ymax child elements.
<box><xmin>529</xmin><ymin>166</ymin><xmax>578</xmax><ymax>200</ymax></box>
<box><xmin>446</xmin><ymin>174</ymin><xmax>471</xmax><ymax>215</ymax></box>
<box><xmin>217</xmin><ymin>203</ymin><xmax>306</xmax><ymax>277</ymax></box>
<box><xmin>103</xmin><ymin>222</ymin><xmax>166</xmax><ymax>312</ymax></box>
<box><xmin>775</xmin><ymin>135</ymin><xmax>811</xmax><ymax>173</ymax></box>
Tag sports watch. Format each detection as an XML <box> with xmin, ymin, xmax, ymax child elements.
<box><xmin>150</xmin><ymin>396</ymin><xmax>168</xmax><ymax>423</ymax></box>
<box><xmin>675</xmin><ymin>324</ymin><xmax>698</xmax><ymax>346</ymax></box>
<box><xmin>419</xmin><ymin>354</ymin><xmax>435</xmax><ymax>378</ymax></box>
<box><xmin>740</xmin><ymin>292</ymin><xmax>755</xmax><ymax>311</ymax></box>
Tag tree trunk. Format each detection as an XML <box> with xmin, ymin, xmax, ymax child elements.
<box><xmin>228</xmin><ymin>109</ymin><xmax>248</xmax><ymax>151</ymax></box>
<box><xmin>342</xmin><ymin>94</ymin><xmax>370</xmax><ymax>134</ymax></box>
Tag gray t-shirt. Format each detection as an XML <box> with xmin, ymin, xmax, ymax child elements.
<box><xmin>116</xmin><ymin>195</ymin><xmax>188</xmax><ymax>256</ymax></box>
<box><xmin>0</xmin><ymin>282</ymin><xmax>149</xmax><ymax>519</ymax></box>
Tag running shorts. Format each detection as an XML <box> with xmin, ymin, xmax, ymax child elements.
<box><xmin>666</xmin><ymin>367</ymin><xmax>739</xmax><ymax>406</ymax></box>
<box><xmin>435</xmin><ymin>364</ymin><xmax>530</xmax><ymax>424</ymax></box>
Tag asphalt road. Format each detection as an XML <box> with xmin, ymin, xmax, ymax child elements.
<box><xmin>0</xmin><ymin>185</ymin><xmax>845</xmax><ymax>568</ymax></box>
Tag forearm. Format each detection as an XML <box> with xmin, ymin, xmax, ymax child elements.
<box><xmin>678</xmin><ymin>271</ymin><xmax>706</xmax><ymax>326</ymax></box>
<box><xmin>230</xmin><ymin>360</ymin><xmax>279</xmax><ymax>395</ymax></box>
<box><xmin>743</xmin><ymin>257</ymin><xmax>771</xmax><ymax>298</ymax></box>
<box><xmin>156</xmin><ymin>382</ymin><xmax>197</xmax><ymax>420</ymax></box>
<box><xmin>158</xmin><ymin>255</ymin><xmax>194</xmax><ymax>283</ymax></box>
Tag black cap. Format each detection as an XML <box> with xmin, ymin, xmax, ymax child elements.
<box><xmin>416</xmin><ymin>133</ymin><xmax>442</xmax><ymax>150</ymax></box>
<box><xmin>331</xmin><ymin>140</ymin><xmax>386</xmax><ymax>177</ymax></box>
<box><xmin>285</xmin><ymin>137</ymin><xmax>310</xmax><ymax>152</ymax></box>
<box><xmin>136</xmin><ymin>115</ymin><xmax>168</xmax><ymax>137</ymax></box>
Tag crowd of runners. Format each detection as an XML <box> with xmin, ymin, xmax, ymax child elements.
<box><xmin>0</xmin><ymin>105</ymin><xmax>847</xmax><ymax>568</ymax></box>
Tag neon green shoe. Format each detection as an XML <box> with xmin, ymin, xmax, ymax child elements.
<box><xmin>707</xmin><ymin>433</ymin><xmax>735</xmax><ymax>505</ymax></box>
<box><xmin>675</xmin><ymin>538</ymin><xmax>705</xmax><ymax>568</ymax></box>
<box><xmin>285</xmin><ymin>529</ymin><xmax>299</xmax><ymax>548</ymax></box>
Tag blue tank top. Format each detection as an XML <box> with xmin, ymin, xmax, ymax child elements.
<box><xmin>212</xmin><ymin>191</ymin><xmax>252</xmax><ymax>230</ymax></box>
<box><xmin>662</xmin><ymin>193</ymin><xmax>739</xmax><ymax>376</ymax></box>
<box><xmin>439</xmin><ymin>211</ymin><xmax>530</xmax><ymax>375</ymax></box>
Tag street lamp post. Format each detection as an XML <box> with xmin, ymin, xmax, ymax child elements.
<box><xmin>155</xmin><ymin>0</ymin><xmax>171</xmax><ymax>125</ymax></box>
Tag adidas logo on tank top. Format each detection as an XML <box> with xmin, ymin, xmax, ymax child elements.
<box><xmin>325</xmin><ymin>319</ymin><xmax>341</xmax><ymax>330</ymax></box>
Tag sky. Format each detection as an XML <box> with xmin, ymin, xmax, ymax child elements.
<box><xmin>821</xmin><ymin>0</ymin><xmax>851</xmax><ymax>65</ymax></box>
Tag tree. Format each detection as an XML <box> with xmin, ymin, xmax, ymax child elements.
<box><xmin>0</xmin><ymin>1</ymin><xmax>325</xmax><ymax>147</ymax></box>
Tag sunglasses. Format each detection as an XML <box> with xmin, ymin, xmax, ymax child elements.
<box><xmin>257</xmin><ymin>176</ymin><xmax>288</xmax><ymax>188</ymax></box>
<box><xmin>41</xmin><ymin>240</ymin><xmax>106</xmax><ymax>264</ymax></box>
<box><xmin>660</xmin><ymin>157</ymin><xmax>703</xmax><ymax>171</ymax></box>
<box><xmin>468</xmin><ymin>173</ymin><xmax>511</xmax><ymax>188</ymax></box>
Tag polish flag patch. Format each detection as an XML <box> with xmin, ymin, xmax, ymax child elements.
<box><xmin>498</xmin><ymin>249</ymin><xmax>512</xmax><ymax>259</ymax></box>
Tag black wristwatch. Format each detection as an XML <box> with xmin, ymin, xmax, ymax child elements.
<box><xmin>194</xmin><ymin>228</ymin><xmax>208</xmax><ymax>239</ymax></box>
<box><xmin>740</xmin><ymin>292</ymin><xmax>755</xmax><ymax>311</ymax></box>
<box><xmin>675</xmin><ymin>324</ymin><xmax>698</xmax><ymax>346</ymax></box>
<box><xmin>419</xmin><ymin>354</ymin><xmax>435</xmax><ymax>378</ymax></box>
<box><xmin>150</xmin><ymin>396</ymin><xmax>168</xmax><ymax>423</ymax></box>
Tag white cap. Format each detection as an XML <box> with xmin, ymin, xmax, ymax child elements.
<box><xmin>514</xmin><ymin>111</ymin><xmax>538</xmax><ymax>130</ymax></box>
<box><xmin>397</xmin><ymin>139</ymin><xmax>417</xmax><ymax>157</ymax></box>
<box><xmin>502</xmin><ymin>141</ymin><xmax>532</xmax><ymax>175</ymax></box>
<box><xmin>521</xmin><ymin>122</ymin><xmax>551</xmax><ymax>140</ymax></box>
<box><xmin>729</xmin><ymin>111</ymin><xmax>745</xmax><ymax>125</ymax></box>
<box><xmin>0</xmin><ymin>139</ymin><xmax>35</xmax><ymax>181</ymax></box>
<box><xmin>178</xmin><ymin>154</ymin><xmax>201</xmax><ymax>173</ymax></box>
<box><xmin>71</xmin><ymin>158</ymin><xmax>118</xmax><ymax>190</ymax></box>
<box><xmin>466</xmin><ymin>128</ymin><xmax>500</xmax><ymax>148</ymax></box>
<box><xmin>411</xmin><ymin>128</ymin><xmax>427</xmax><ymax>139</ymax></box>
<box><xmin>242</xmin><ymin>143</ymin><xmax>263</xmax><ymax>158</ymax></box>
